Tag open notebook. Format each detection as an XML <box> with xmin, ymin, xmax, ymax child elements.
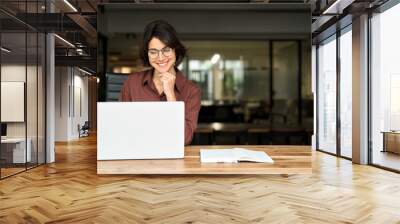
<box><xmin>200</xmin><ymin>148</ymin><xmax>274</xmax><ymax>163</ymax></box>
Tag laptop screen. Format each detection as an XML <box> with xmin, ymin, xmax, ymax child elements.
<box><xmin>97</xmin><ymin>102</ymin><xmax>184</xmax><ymax>160</ymax></box>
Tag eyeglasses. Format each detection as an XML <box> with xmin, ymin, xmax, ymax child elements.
<box><xmin>148</xmin><ymin>47</ymin><xmax>173</xmax><ymax>59</ymax></box>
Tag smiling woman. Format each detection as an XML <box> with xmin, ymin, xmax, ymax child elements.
<box><xmin>119</xmin><ymin>20</ymin><xmax>201</xmax><ymax>145</ymax></box>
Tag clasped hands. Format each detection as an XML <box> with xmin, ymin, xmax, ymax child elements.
<box><xmin>159</xmin><ymin>72</ymin><xmax>176</xmax><ymax>101</ymax></box>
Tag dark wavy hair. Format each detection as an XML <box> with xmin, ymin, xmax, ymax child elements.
<box><xmin>139</xmin><ymin>20</ymin><xmax>187</xmax><ymax>68</ymax></box>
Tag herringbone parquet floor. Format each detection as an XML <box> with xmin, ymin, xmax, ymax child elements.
<box><xmin>1</xmin><ymin>135</ymin><xmax>400</xmax><ymax>224</ymax></box>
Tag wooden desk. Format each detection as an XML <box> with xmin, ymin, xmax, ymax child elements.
<box><xmin>97</xmin><ymin>145</ymin><xmax>311</xmax><ymax>175</ymax></box>
<box><xmin>382</xmin><ymin>131</ymin><xmax>400</xmax><ymax>154</ymax></box>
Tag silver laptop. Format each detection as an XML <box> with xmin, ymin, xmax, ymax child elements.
<box><xmin>97</xmin><ymin>102</ymin><xmax>184</xmax><ymax>160</ymax></box>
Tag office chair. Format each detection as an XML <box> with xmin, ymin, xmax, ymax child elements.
<box><xmin>79</xmin><ymin>121</ymin><xmax>90</xmax><ymax>138</ymax></box>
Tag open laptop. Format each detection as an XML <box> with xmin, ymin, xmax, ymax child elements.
<box><xmin>97</xmin><ymin>102</ymin><xmax>184</xmax><ymax>160</ymax></box>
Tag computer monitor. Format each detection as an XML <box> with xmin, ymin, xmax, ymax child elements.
<box><xmin>1</xmin><ymin>123</ymin><xmax>7</xmax><ymax>137</ymax></box>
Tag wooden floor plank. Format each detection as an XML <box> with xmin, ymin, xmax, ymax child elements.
<box><xmin>1</xmin><ymin>135</ymin><xmax>400</xmax><ymax>223</ymax></box>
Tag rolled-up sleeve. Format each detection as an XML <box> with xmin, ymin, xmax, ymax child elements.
<box><xmin>184</xmin><ymin>87</ymin><xmax>201</xmax><ymax>145</ymax></box>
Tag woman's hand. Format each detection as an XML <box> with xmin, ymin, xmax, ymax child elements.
<box><xmin>160</xmin><ymin>72</ymin><xmax>176</xmax><ymax>101</ymax></box>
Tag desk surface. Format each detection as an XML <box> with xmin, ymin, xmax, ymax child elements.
<box><xmin>1</xmin><ymin>138</ymin><xmax>26</xmax><ymax>143</ymax></box>
<box><xmin>97</xmin><ymin>145</ymin><xmax>311</xmax><ymax>175</ymax></box>
<box><xmin>381</xmin><ymin>131</ymin><xmax>400</xmax><ymax>134</ymax></box>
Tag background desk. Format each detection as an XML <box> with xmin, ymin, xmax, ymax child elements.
<box><xmin>382</xmin><ymin>131</ymin><xmax>400</xmax><ymax>154</ymax></box>
<box><xmin>97</xmin><ymin>145</ymin><xmax>311</xmax><ymax>175</ymax></box>
<box><xmin>1</xmin><ymin>138</ymin><xmax>31</xmax><ymax>163</ymax></box>
<box><xmin>193</xmin><ymin>122</ymin><xmax>312</xmax><ymax>145</ymax></box>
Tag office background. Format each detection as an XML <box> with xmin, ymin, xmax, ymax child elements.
<box><xmin>97</xmin><ymin>4</ymin><xmax>313</xmax><ymax>146</ymax></box>
<box><xmin>1</xmin><ymin>1</ymin><xmax>400</xmax><ymax>223</ymax></box>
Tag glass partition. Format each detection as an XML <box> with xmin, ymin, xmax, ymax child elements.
<box><xmin>1</xmin><ymin>30</ymin><xmax>28</xmax><ymax>177</ymax></box>
<box><xmin>371</xmin><ymin>3</ymin><xmax>400</xmax><ymax>171</ymax></box>
<box><xmin>183</xmin><ymin>41</ymin><xmax>271</xmax><ymax>104</ymax></box>
<box><xmin>273</xmin><ymin>41</ymin><xmax>299</xmax><ymax>125</ymax></box>
<box><xmin>104</xmin><ymin>32</ymin><xmax>312</xmax><ymax>145</ymax></box>
<box><xmin>317</xmin><ymin>35</ymin><xmax>337</xmax><ymax>154</ymax></box>
<box><xmin>0</xmin><ymin>1</ymin><xmax>46</xmax><ymax>178</ymax></box>
<box><xmin>339</xmin><ymin>27</ymin><xmax>352</xmax><ymax>158</ymax></box>
<box><xmin>27</xmin><ymin>30</ymin><xmax>38</xmax><ymax>169</ymax></box>
<box><xmin>38</xmin><ymin>32</ymin><xmax>45</xmax><ymax>165</ymax></box>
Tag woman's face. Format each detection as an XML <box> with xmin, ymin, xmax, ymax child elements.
<box><xmin>148</xmin><ymin>37</ymin><xmax>176</xmax><ymax>73</ymax></box>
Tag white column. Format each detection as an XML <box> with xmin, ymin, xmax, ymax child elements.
<box><xmin>352</xmin><ymin>14</ymin><xmax>369</xmax><ymax>164</ymax></box>
<box><xmin>45</xmin><ymin>0</ymin><xmax>56</xmax><ymax>163</ymax></box>
<box><xmin>46</xmin><ymin>32</ymin><xmax>55</xmax><ymax>163</ymax></box>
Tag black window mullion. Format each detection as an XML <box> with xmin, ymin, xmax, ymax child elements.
<box><xmin>367</xmin><ymin>12</ymin><xmax>373</xmax><ymax>165</ymax></box>
<box><xmin>36</xmin><ymin>12</ymin><xmax>39</xmax><ymax>167</ymax></box>
<box><xmin>44</xmin><ymin>9</ymin><xmax>47</xmax><ymax>164</ymax></box>
<box><xmin>0</xmin><ymin>23</ymin><xmax>2</xmax><ymax>179</ymax></box>
<box><xmin>25</xmin><ymin>0</ymin><xmax>28</xmax><ymax>171</ymax></box>
<box><xmin>269</xmin><ymin>41</ymin><xmax>273</xmax><ymax>115</ymax></box>
<box><xmin>316</xmin><ymin>44</ymin><xmax>319</xmax><ymax>150</ymax></box>
<box><xmin>336</xmin><ymin>29</ymin><xmax>341</xmax><ymax>157</ymax></box>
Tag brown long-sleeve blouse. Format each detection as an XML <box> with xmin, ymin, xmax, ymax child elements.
<box><xmin>119</xmin><ymin>69</ymin><xmax>201</xmax><ymax>145</ymax></box>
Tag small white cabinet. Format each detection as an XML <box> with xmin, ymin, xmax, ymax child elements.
<box><xmin>1</xmin><ymin>138</ymin><xmax>32</xmax><ymax>163</ymax></box>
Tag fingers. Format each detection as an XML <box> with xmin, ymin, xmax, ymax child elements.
<box><xmin>159</xmin><ymin>72</ymin><xmax>176</xmax><ymax>79</ymax></box>
<box><xmin>160</xmin><ymin>73</ymin><xmax>175</xmax><ymax>84</ymax></box>
<box><xmin>160</xmin><ymin>72</ymin><xmax>176</xmax><ymax>96</ymax></box>
<box><xmin>160</xmin><ymin>76</ymin><xmax>169</xmax><ymax>84</ymax></box>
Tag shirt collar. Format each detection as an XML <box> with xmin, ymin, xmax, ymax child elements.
<box><xmin>142</xmin><ymin>68</ymin><xmax>185</xmax><ymax>93</ymax></box>
<box><xmin>142</xmin><ymin>69</ymin><xmax>153</xmax><ymax>86</ymax></box>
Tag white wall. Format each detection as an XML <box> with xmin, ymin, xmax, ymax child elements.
<box><xmin>55</xmin><ymin>66</ymin><xmax>69</xmax><ymax>141</ymax></box>
<box><xmin>1</xmin><ymin>64</ymin><xmax>46</xmax><ymax>164</ymax></box>
<box><xmin>1</xmin><ymin>65</ymin><xmax>38</xmax><ymax>138</ymax></box>
<box><xmin>1</xmin><ymin>65</ymin><xmax>26</xmax><ymax>140</ymax></box>
<box><xmin>71</xmin><ymin>72</ymin><xmax>89</xmax><ymax>138</ymax></box>
<box><xmin>55</xmin><ymin>67</ymin><xmax>89</xmax><ymax>141</ymax></box>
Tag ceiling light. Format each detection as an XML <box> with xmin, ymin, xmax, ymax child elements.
<box><xmin>78</xmin><ymin>67</ymin><xmax>92</xmax><ymax>76</ymax></box>
<box><xmin>322</xmin><ymin>0</ymin><xmax>353</xmax><ymax>15</ymax></box>
<box><xmin>63</xmin><ymin>0</ymin><xmax>78</xmax><ymax>12</ymax></box>
<box><xmin>323</xmin><ymin>0</ymin><xmax>341</xmax><ymax>14</ymax></box>
<box><xmin>211</xmin><ymin>54</ymin><xmax>221</xmax><ymax>64</ymax></box>
<box><xmin>1</xmin><ymin>47</ymin><xmax>11</xmax><ymax>53</ymax></box>
<box><xmin>54</xmin><ymin>34</ymin><xmax>75</xmax><ymax>48</ymax></box>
